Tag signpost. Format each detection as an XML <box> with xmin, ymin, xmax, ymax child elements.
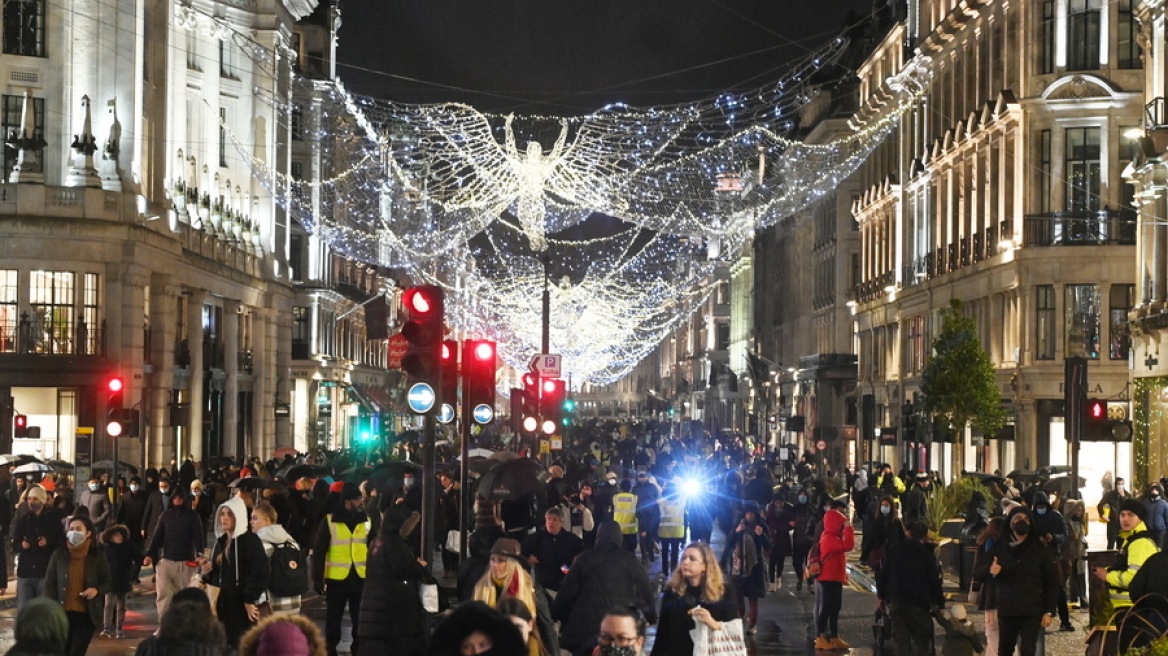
<box><xmin>472</xmin><ymin>404</ymin><xmax>494</xmax><ymax>424</ymax></box>
<box><xmin>530</xmin><ymin>354</ymin><xmax>562</xmax><ymax>379</ymax></box>
<box><xmin>407</xmin><ymin>383</ymin><xmax>436</xmax><ymax>414</ymax></box>
<box><xmin>816</xmin><ymin>439</ymin><xmax>827</xmax><ymax>451</ymax></box>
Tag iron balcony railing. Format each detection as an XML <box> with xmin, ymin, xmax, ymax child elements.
<box><xmin>1022</xmin><ymin>209</ymin><xmax>1136</xmax><ymax>246</ymax></box>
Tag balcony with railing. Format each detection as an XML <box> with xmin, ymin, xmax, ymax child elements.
<box><xmin>1022</xmin><ymin>209</ymin><xmax>1136</xmax><ymax>246</ymax></box>
<box><xmin>0</xmin><ymin>313</ymin><xmax>104</xmax><ymax>356</ymax></box>
<box><xmin>854</xmin><ymin>270</ymin><xmax>896</xmax><ymax>304</ymax></box>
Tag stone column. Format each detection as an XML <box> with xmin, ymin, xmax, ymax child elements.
<box><xmin>1153</xmin><ymin>180</ymin><xmax>1168</xmax><ymax>310</ymax></box>
<box><xmin>251</xmin><ymin>309</ymin><xmax>271</xmax><ymax>457</ymax></box>
<box><xmin>187</xmin><ymin>291</ymin><xmax>206</xmax><ymax>460</ymax></box>
<box><xmin>148</xmin><ymin>277</ymin><xmax>179</xmax><ymax>469</ymax></box>
<box><xmin>222</xmin><ymin>300</ymin><xmax>240</xmax><ymax>458</ymax></box>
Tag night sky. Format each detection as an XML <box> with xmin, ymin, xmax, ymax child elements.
<box><xmin>336</xmin><ymin>0</ymin><xmax>878</xmax><ymax>116</ymax></box>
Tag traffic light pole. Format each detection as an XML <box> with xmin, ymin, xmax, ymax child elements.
<box><xmin>541</xmin><ymin>254</ymin><xmax>550</xmax><ymax>354</ymax></box>
<box><xmin>1066</xmin><ymin>357</ymin><xmax>1087</xmax><ymax>500</ymax></box>
<box><xmin>420</xmin><ymin>411</ymin><xmax>437</xmax><ymax>568</ymax></box>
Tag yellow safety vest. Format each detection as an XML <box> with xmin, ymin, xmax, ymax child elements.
<box><xmin>659</xmin><ymin>499</ymin><xmax>685</xmax><ymax>539</ymax></box>
<box><xmin>324</xmin><ymin>514</ymin><xmax>370</xmax><ymax>581</ymax></box>
<box><xmin>613</xmin><ymin>493</ymin><xmax>638</xmax><ymax>534</ymax></box>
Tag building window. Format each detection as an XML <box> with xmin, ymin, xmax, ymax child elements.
<box><xmin>1110</xmin><ymin>284</ymin><xmax>1134</xmax><ymax>360</ymax></box>
<box><xmin>1065</xmin><ymin>284</ymin><xmax>1101</xmax><ymax>359</ymax></box>
<box><xmin>1037</xmin><ymin>285</ymin><xmax>1056</xmax><ymax>360</ymax></box>
<box><xmin>292</xmin><ymin>306</ymin><xmax>309</xmax><ymax>359</ymax></box>
<box><xmin>715</xmin><ymin>322</ymin><xmax>730</xmax><ymax>351</ymax></box>
<box><xmin>289</xmin><ymin>234</ymin><xmax>304</xmax><ymax>282</ymax></box>
<box><xmin>1</xmin><ymin>94</ymin><xmax>44</xmax><ymax>180</ymax></box>
<box><xmin>1065</xmin><ymin>127</ymin><xmax>1101</xmax><ymax>213</ymax></box>
<box><xmin>1039</xmin><ymin>0</ymin><xmax>1055</xmax><ymax>74</ymax></box>
<box><xmin>82</xmin><ymin>273</ymin><xmax>99</xmax><ymax>355</ymax></box>
<box><xmin>291</xmin><ymin>106</ymin><xmax>304</xmax><ymax>141</ymax></box>
<box><xmin>0</xmin><ymin>270</ymin><xmax>15</xmax><ymax>353</ymax></box>
<box><xmin>218</xmin><ymin>107</ymin><xmax>227</xmax><ymax>167</ymax></box>
<box><xmin>1067</xmin><ymin>0</ymin><xmax>1101</xmax><ymax>71</ymax></box>
<box><xmin>29</xmin><ymin>270</ymin><xmax>75</xmax><ymax>354</ymax></box>
<box><xmin>3</xmin><ymin>0</ymin><xmax>45</xmax><ymax>57</ymax></box>
<box><xmin>1038</xmin><ymin>130</ymin><xmax>1052</xmax><ymax>213</ymax></box>
<box><xmin>907</xmin><ymin>315</ymin><xmax>926</xmax><ymax>373</ymax></box>
<box><xmin>219</xmin><ymin>39</ymin><xmax>238</xmax><ymax>79</ymax></box>
<box><xmin>186</xmin><ymin>30</ymin><xmax>199</xmax><ymax>70</ymax></box>
<box><xmin>1117</xmin><ymin>0</ymin><xmax>1141</xmax><ymax>69</ymax></box>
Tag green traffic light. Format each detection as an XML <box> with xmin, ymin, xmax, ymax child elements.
<box><xmin>564</xmin><ymin>400</ymin><xmax>575</xmax><ymax>411</ymax></box>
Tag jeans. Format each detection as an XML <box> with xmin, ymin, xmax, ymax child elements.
<box><xmin>889</xmin><ymin>602</ymin><xmax>933</xmax><ymax>656</ymax></box>
<box><xmin>103</xmin><ymin>592</ymin><xmax>127</xmax><ymax>631</ymax></box>
<box><xmin>16</xmin><ymin>577</ymin><xmax>45</xmax><ymax>608</ymax></box>
<box><xmin>661</xmin><ymin>538</ymin><xmax>684</xmax><ymax>573</ymax></box>
<box><xmin>816</xmin><ymin>580</ymin><xmax>842</xmax><ymax>638</ymax></box>
<box><xmin>769</xmin><ymin>550</ymin><xmax>788</xmax><ymax>581</ymax></box>
<box><xmin>997</xmin><ymin>614</ymin><xmax>1042</xmax><ymax>656</ymax></box>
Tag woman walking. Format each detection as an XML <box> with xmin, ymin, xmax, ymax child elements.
<box><xmin>249</xmin><ymin>500</ymin><xmax>302</xmax><ymax>615</ymax></box>
<box><xmin>357</xmin><ymin>504</ymin><xmax>430</xmax><ymax>656</ymax></box>
<box><xmin>44</xmin><ymin>515</ymin><xmax>111</xmax><ymax>656</ymax></box>
<box><xmin>203</xmin><ymin>496</ymin><xmax>270</xmax><ymax>649</ymax></box>
<box><xmin>721</xmin><ymin>503</ymin><xmax>771</xmax><ymax>635</ymax></box>
<box><xmin>650</xmin><ymin>542</ymin><xmax>739</xmax><ymax>656</ymax></box>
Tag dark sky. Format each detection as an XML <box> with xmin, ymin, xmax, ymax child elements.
<box><xmin>336</xmin><ymin>0</ymin><xmax>877</xmax><ymax>115</ymax></box>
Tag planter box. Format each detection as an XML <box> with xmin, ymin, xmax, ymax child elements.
<box><xmin>1084</xmin><ymin>626</ymin><xmax>1118</xmax><ymax>656</ymax></box>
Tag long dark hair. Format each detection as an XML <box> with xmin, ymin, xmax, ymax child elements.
<box><xmin>977</xmin><ymin>516</ymin><xmax>1005</xmax><ymax>547</ymax></box>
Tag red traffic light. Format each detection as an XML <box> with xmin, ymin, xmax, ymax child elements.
<box><xmin>523</xmin><ymin>373</ymin><xmax>538</xmax><ymax>389</ymax></box>
<box><xmin>13</xmin><ymin>414</ymin><xmax>26</xmax><ymax>428</ymax></box>
<box><xmin>108</xmin><ymin>377</ymin><xmax>124</xmax><ymax>393</ymax></box>
<box><xmin>404</xmin><ymin>288</ymin><xmax>435</xmax><ymax>314</ymax></box>
<box><xmin>1089</xmin><ymin>401</ymin><xmax>1106</xmax><ymax>419</ymax></box>
<box><xmin>441</xmin><ymin>342</ymin><xmax>453</xmax><ymax>360</ymax></box>
<box><xmin>543</xmin><ymin>379</ymin><xmax>557</xmax><ymax>394</ymax></box>
<box><xmin>474</xmin><ymin>341</ymin><xmax>495</xmax><ymax>362</ymax></box>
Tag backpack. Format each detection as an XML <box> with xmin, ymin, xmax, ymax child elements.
<box><xmin>268</xmin><ymin>540</ymin><xmax>309</xmax><ymax>597</ymax></box>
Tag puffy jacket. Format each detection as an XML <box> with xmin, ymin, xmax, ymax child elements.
<box><xmin>1145</xmin><ymin>496</ymin><xmax>1168</xmax><ymax>532</ymax></box>
<box><xmin>551</xmin><ymin>521</ymin><xmax>657</xmax><ymax>653</ymax></box>
<box><xmin>357</xmin><ymin>519</ymin><xmax>428</xmax><ymax>654</ymax></box>
<box><xmin>145</xmin><ymin>492</ymin><xmax>205</xmax><ymax>563</ymax></box>
<box><xmin>1031</xmin><ymin>492</ymin><xmax>1068</xmax><ymax>555</ymax></box>
<box><xmin>817</xmin><ymin>509</ymin><xmax>854</xmax><ymax>583</ymax></box>
<box><xmin>11</xmin><ymin>508</ymin><xmax>66</xmax><ymax>578</ymax></box>
<box><xmin>973</xmin><ymin>508</ymin><xmax>1060</xmax><ymax>618</ymax></box>
<box><xmin>877</xmin><ymin>538</ymin><xmax>943</xmax><ymax>609</ymax></box>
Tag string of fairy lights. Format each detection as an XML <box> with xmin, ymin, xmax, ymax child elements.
<box><xmin>217</xmin><ymin>7</ymin><xmax>933</xmax><ymax>386</ymax></box>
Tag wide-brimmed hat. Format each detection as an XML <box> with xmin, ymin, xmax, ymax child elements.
<box><xmin>488</xmin><ymin>538</ymin><xmax>523</xmax><ymax>559</ymax></box>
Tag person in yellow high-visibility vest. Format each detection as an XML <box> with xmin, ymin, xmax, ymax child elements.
<box><xmin>612</xmin><ymin>480</ymin><xmax>639</xmax><ymax>553</ymax></box>
<box><xmin>659</xmin><ymin>488</ymin><xmax>687</xmax><ymax>573</ymax></box>
<box><xmin>312</xmin><ymin>482</ymin><xmax>372</xmax><ymax>656</ymax></box>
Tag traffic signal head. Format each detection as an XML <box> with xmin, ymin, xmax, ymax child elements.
<box><xmin>462</xmin><ymin>340</ymin><xmax>497</xmax><ymax>424</ymax></box>
<box><xmin>539</xmin><ymin>378</ymin><xmax>566</xmax><ymax>432</ymax></box>
<box><xmin>439</xmin><ymin>340</ymin><xmax>458</xmax><ymax>408</ymax></box>
<box><xmin>519</xmin><ymin>376</ymin><xmax>541</xmax><ymax>434</ymax></box>
<box><xmin>13</xmin><ymin>414</ymin><xmax>27</xmax><ymax>438</ymax></box>
<box><xmin>400</xmin><ymin>286</ymin><xmax>445</xmax><ymax>385</ymax></box>
<box><xmin>106</xmin><ymin>376</ymin><xmax>126</xmax><ymax>437</ymax></box>
<box><xmin>1084</xmin><ymin>399</ymin><xmax>1109</xmax><ymax>441</ymax></box>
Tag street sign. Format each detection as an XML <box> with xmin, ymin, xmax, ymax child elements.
<box><xmin>437</xmin><ymin>403</ymin><xmax>455</xmax><ymax>424</ymax></box>
<box><xmin>530</xmin><ymin>354</ymin><xmax>562</xmax><ymax>378</ymax></box>
<box><xmin>472</xmin><ymin>403</ymin><xmax>494</xmax><ymax>424</ymax></box>
<box><xmin>815</xmin><ymin>439</ymin><xmax>827</xmax><ymax>451</ymax></box>
<box><xmin>551</xmin><ymin>437</ymin><xmax>563</xmax><ymax>450</ymax></box>
<box><xmin>539</xmin><ymin>440</ymin><xmax>551</xmax><ymax>454</ymax></box>
<box><xmin>407</xmin><ymin>383</ymin><xmax>436</xmax><ymax>414</ymax></box>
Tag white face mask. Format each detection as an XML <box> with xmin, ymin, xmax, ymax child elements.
<box><xmin>130</xmin><ymin>485</ymin><xmax>140</xmax><ymax>492</ymax></box>
<box><xmin>66</xmin><ymin>530</ymin><xmax>86</xmax><ymax>546</ymax></box>
<box><xmin>89</xmin><ymin>484</ymin><xmax>100</xmax><ymax>492</ymax></box>
<box><xmin>191</xmin><ymin>490</ymin><xmax>202</xmax><ymax>496</ymax></box>
<box><xmin>403</xmin><ymin>478</ymin><xmax>414</xmax><ymax>488</ymax></box>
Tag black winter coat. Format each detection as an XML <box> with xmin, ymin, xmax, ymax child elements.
<box><xmin>103</xmin><ymin>539</ymin><xmax>143</xmax><ymax>594</ymax></box>
<box><xmin>650</xmin><ymin>584</ymin><xmax>738</xmax><ymax>656</ymax></box>
<box><xmin>973</xmin><ymin>535</ymin><xmax>1060</xmax><ymax>618</ymax></box>
<box><xmin>145</xmin><ymin>506</ymin><xmax>204</xmax><ymax>563</ymax></box>
<box><xmin>11</xmin><ymin>509</ymin><xmax>65</xmax><ymax>578</ymax></box>
<box><xmin>522</xmin><ymin>528</ymin><xmax>584</xmax><ymax>591</ymax></box>
<box><xmin>551</xmin><ymin>522</ymin><xmax>657</xmax><ymax>653</ymax></box>
<box><xmin>115</xmin><ymin>491</ymin><xmax>149</xmax><ymax>544</ymax></box>
<box><xmin>1129</xmin><ymin>550</ymin><xmax>1168</xmax><ymax>600</ymax></box>
<box><xmin>721</xmin><ymin>520</ymin><xmax>771</xmax><ymax>599</ymax></box>
<box><xmin>876</xmin><ymin>539</ymin><xmax>943</xmax><ymax>609</ymax></box>
<box><xmin>357</xmin><ymin>531</ymin><xmax>428</xmax><ymax>655</ymax></box>
<box><xmin>208</xmin><ymin>531</ymin><xmax>269</xmax><ymax>605</ymax></box>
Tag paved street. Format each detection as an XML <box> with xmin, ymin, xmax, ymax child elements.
<box><xmin>0</xmin><ymin>523</ymin><xmax>1096</xmax><ymax>655</ymax></box>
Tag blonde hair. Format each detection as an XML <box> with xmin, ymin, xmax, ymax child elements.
<box><xmin>252</xmin><ymin>500</ymin><xmax>278</xmax><ymax>525</ymax></box>
<box><xmin>666</xmin><ymin>542</ymin><xmax>726</xmax><ymax>602</ymax></box>
<box><xmin>472</xmin><ymin>556</ymin><xmax>538</xmax><ymax>618</ymax></box>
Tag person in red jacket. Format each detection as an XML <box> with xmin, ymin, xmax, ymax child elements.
<box><xmin>814</xmin><ymin>499</ymin><xmax>855</xmax><ymax>650</ymax></box>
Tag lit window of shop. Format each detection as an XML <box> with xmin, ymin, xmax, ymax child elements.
<box><xmin>29</xmin><ymin>270</ymin><xmax>74</xmax><ymax>354</ymax></box>
<box><xmin>1065</xmin><ymin>284</ymin><xmax>1100</xmax><ymax>359</ymax></box>
<box><xmin>1109</xmin><ymin>284</ymin><xmax>1134</xmax><ymax>360</ymax></box>
<box><xmin>0</xmin><ymin>270</ymin><xmax>15</xmax><ymax>353</ymax></box>
<box><xmin>1036</xmin><ymin>285</ymin><xmax>1055</xmax><ymax>360</ymax></box>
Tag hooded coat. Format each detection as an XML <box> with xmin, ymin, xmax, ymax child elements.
<box><xmin>356</xmin><ymin>506</ymin><xmax>428</xmax><ymax>656</ymax></box>
<box><xmin>207</xmin><ymin>497</ymin><xmax>269</xmax><ymax>606</ymax></box>
<box><xmin>1030</xmin><ymin>492</ymin><xmax>1068</xmax><ymax>555</ymax></box>
<box><xmin>425</xmin><ymin>601</ymin><xmax>526</xmax><ymax>656</ymax></box>
<box><xmin>4</xmin><ymin>597</ymin><xmax>68</xmax><ymax>656</ymax></box>
<box><xmin>100</xmin><ymin>525</ymin><xmax>143</xmax><ymax>594</ymax></box>
<box><xmin>973</xmin><ymin>507</ymin><xmax>1060</xmax><ymax>618</ymax></box>
<box><xmin>551</xmin><ymin>520</ymin><xmax>657</xmax><ymax>653</ymax></box>
<box><xmin>817</xmin><ymin>509</ymin><xmax>855</xmax><ymax>583</ymax></box>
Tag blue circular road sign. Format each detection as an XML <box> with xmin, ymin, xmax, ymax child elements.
<box><xmin>473</xmin><ymin>403</ymin><xmax>494</xmax><ymax>424</ymax></box>
<box><xmin>437</xmin><ymin>403</ymin><xmax>455</xmax><ymax>424</ymax></box>
<box><xmin>407</xmin><ymin>383</ymin><xmax>436</xmax><ymax>414</ymax></box>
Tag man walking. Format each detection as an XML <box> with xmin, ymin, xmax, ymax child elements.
<box><xmin>312</xmin><ymin>482</ymin><xmax>370</xmax><ymax>656</ymax></box>
<box><xmin>632</xmin><ymin>471</ymin><xmax>661</xmax><ymax>564</ymax></box>
<box><xmin>612</xmin><ymin>479</ymin><xmax>639</xmax><ymax>553</ymax></box>
<box><xmin>142</xmin><ymin>488</ymin><xmax>205</xmax><ymax>624</ymax></box>
<box><xmin>1099</xmin><ymin>477</ymin><xmax>1133</xmax><ymax>549</ymax></box>
<box><xmin>900</xmin><ymin>473</ymin><xmax>930</xmax><ymax>527</ymax></box>
<box><xmin>877</xmin><ymin>520</ymin><xmax>944</xmax><ymax>656</ymax></box>
<box><xmin>11</xmin><ymin>486</ymin><xmax>64</xmax><ymax>605</ymax></box>
<box><xmin>523</xmin><ymin>507</ymin><xmax>585</xmax><ymax>595</ymax></box>
<box><xmin>79</xmin><ymin>476</ymin><xmax>112</xmax><ymax>531</ymax></box>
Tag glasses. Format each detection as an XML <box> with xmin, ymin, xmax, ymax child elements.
<box><xmin>597</xmin><ymin>634</ymin><xmax>638</xmax><ymax>647</ymax></box>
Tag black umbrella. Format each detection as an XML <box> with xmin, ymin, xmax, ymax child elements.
<box><xmin>276</xmin><ymin>463</ymin><xmax>329</xmax><ymax>481</ymax></box>
<box><xmin>1042</xmin><ymin>475</ymin><xmax>1086</xmax><ymax>496</ymax></box>
<box><xmin>47</xmin><ymin>460</ymin><xmax>74</xmax><ymax>472</ymax></box>
<box><xmin>962</xmin><ymin>471</ymin><xmax>1008</xmax><ymax>486</ymax></box>
<box><xmin>475</xmin><ymin>457</ymin><xmax>549</xmax><ymax>501</ymax></box>
<box><xmin>92</xmin><ymin>460</ymin><xmax>140</xmax><ymax>475</ymax></box>
<box><xmin>228</xmin><ymin>477</ymin><xmax>285</xmax><ymax>491</ymax></box>
<box><xmin>1006</xmin><ymin>470</ymin><xmax>1040</xmax><ymax>486</ymax></box>
<box><xmin>369</xmin><ymin>460</ymin><xmax>423</xmax><ymax>491</ymax></box>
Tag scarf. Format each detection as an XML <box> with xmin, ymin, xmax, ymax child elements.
<box><xmin>65</xmin><ymin>538</ymin><xmax>90</xmax><ymax>613</ymax></box>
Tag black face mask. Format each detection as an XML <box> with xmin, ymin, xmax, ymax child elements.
<box><xmin>1012</xmin><ymin>521</ymin><xmax>1031</xmax><ymax>536</ymax></box>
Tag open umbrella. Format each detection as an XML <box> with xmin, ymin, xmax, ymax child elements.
<box><xmin>13</xmin><ymin>462</ymin><xmax>55</xmax><ymax>474</ymax></box>
<box><xmin>475</xmin><ymin>457</ymin><xmax>549</xmax><ymax>501</ymax></box>
<box><xmin>228</xmin><ymin>477</ymin><xmax>286</xmax><ymax>491</ymax></box>
<box><xmin>1006</xmin><ymin>470</ymin><xmax>1040</xmax><ymax>486</ymax></box>
<box><xmin>47</xmin><ymin>460</ymin><xmax>74</xmax><ymax>472</ymax></box>
<box><xmin>1043</xmin><ymin>475</ymin><xmax>1087</xmax><ymax>496</ymax></box>
<box><xmin>273</xmin><ymin>447</ymin><xmax>299</xmax><ymax>460</ymax></box>
<box><xmin>0</xmin><ymin>454</ymin><xmax>41</xmax><ymax>466</ymax></box>
<box><xmin>92</xmin><ymin>460</ymin><xmax>140</xmax><ymax>475</ymax></box>
<box><xmin>456</xmin><ymin>448</ymin><xmax>495</xmax><ymax>460</ymax></box>
<box><xmin>962</xmin><ymin>471</ymin><xmax>1008</xmax><ymax>485</ymax></box>
<box><xmin>276</xmin><ymin>463</ymin><xmax>329</xmax><ymax>481</ymax></box>
<box><xmin>368</xmin><ymin>460</ymin><xmax>423</xmax><ymax>491</ymax></box>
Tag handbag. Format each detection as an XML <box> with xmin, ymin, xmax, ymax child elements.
<box><xmin>419</xmin><ymin>582</ymin><xmax>439</xmax><ymax>613</ymax></box>
<box><xmin>804</xmin><ymin>541</ymin><xmax>822</xmax><ymax>580</ymax></box>
<box><xmin>690</xmin><ymin>617</ymin><xmax>749</xmax><ymax>656</ymax></box>
<box><xmin>445</xmin><ymin>530</ymin><xmax>461</xmax><ymax>554</ymax></box>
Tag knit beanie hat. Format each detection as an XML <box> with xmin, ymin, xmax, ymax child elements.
<box><xmin>255</xmin><ymin>620</ymin><xmax>310</xmax><ymax>656</ymax></box>
<box><xmin>1121</xmin><ymin>498</ymin><xmax>1147</xmax><ymax>522</ymax></box>
<box><xmin>26</xmin><ymin>486</ymin><xmax>47</xmax><ymax>503</ymax></box>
